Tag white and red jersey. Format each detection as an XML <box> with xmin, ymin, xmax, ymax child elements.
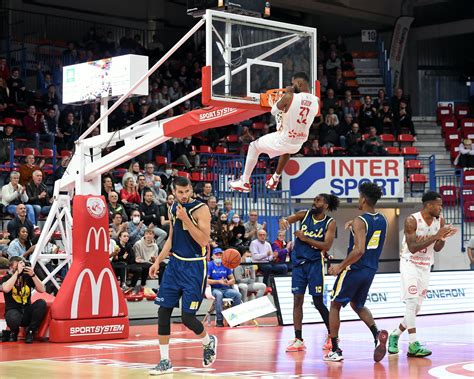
<box><xmin>278</xmin><ymin>92</ymin><xmax>319</xmax><ymax>145</ymax></box>
<box><xmin>400</xmin><ymin>212</ymin><xmax>442</xmax><ymax>270</ymax></box>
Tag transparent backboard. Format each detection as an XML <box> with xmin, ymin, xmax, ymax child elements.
<box><xmin>205</xmin><ymin>10</ymin><xmax>317</xmax><ymax>107</ymax></box>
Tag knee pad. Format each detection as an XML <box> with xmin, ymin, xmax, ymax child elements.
<box><xmin>158</xmin><ymin>307</ymin><xmax>173</xmax><ymax>336</ymax></box>
<box><xmin>182</xmin><ymin>312</ymin><xmax>204</xmax><ymax>335</ymax></box>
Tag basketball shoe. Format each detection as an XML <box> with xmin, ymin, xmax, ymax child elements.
<box><xmin>229</xmin><ymin>178</ymin><xmax>251</xmax><ymax>193</ymax></box>
<box><xmin>407</xmin><ymin>341</ymin><xmax>432</xmax><ymax>358</ymax></box>
<box><xmin>286</xmin><ymin>338</ymin><xmax>306</xmax><ymax>352</ymax></box>
<box><xmin>323</xmin><ymin>349</ymin><xmax>344</xmax><ymax>362</ymax></box>
<box><xmin>265</xmin><ymin>175</ymin><xmax>279</xmax><ymax>190</ymax></box>
<box><xmin>388</xmin><ymin>332</ymin><xmax>400</xmax><ymax>354</ymax></box>
<box><xmin>203</xmin><ymin>335</ymin><xmax>218</xmax><ymax>367</ymax></box>
<box><xmin>373</xmin><ymin>330</ymin><xmax>388</xmax><ymax>362</ymax></box>
<box><xmin>149</xmin><ymin>359</ymin><xmax>173</xmax><ymax>375</ymax></box>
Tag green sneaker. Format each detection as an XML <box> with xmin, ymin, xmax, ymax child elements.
<box><xmin>407</xmin><ymin>341</ymin><xmax>432</xmax><ymax>358</ymax></box>
<box><xmin>388</xmin><ymin>333</ymin><xmax>400</xmax><ymax>354</ymax></box>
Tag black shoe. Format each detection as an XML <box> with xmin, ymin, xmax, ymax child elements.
<box><xmin>1</xmin><ymin>330</ymin><xmax>11</xmax><ymax>342</ymax></box>
<box><xmin>216</xmin><ymin>321</ymin><xmax>224</xmax><ymax>327</ymax></box>
<box><xmin>25</xmin><ymin>329</ymin><xmax>34</xmax><ymax>344</ymax></box>
<box><xmin>8</xmin><ymin>332</ymin><xmax>18</xmax><ymax>342</ymax></box>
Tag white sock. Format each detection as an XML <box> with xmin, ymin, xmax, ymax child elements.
<box><xmin>159</xmin><ymin>344</ymin><xmax>169</xmax><ymax>360</ymax></box>
<box><xmin>409</xmin><ymin>332</ymin><xmax>417</xmax><ymax>343</ymax></box>
<box><xmin>392</xmin><ymin>327</ymin><xmax>403</xmax><ymax>337</ymax></box>
<box><xmin>273</xmin><ymin>173</ymin><xmax>281</xmax><ymax>180</ymax></box>
<box><xmin>242</xmin><ymin>142</ymin><xmax>260</xmax><ymax>184</ymax></box>
<box><xmin>202</xmin><ymin>333</ymin><xmax>211</xmax><ymax>345</ymax></box>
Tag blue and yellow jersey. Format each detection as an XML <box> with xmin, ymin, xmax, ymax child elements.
<box><xmin>348</xmin><ymin>212</ymin><xmax>388</xmax><ymax>271</ymax></box>
<box><xmin>292</xmin><ymin>211</ymin><xmax>334</xmax><ymax>265</ymax></box>
<box><xmin>170</xmin><ymin>199</ymin><xmax>207</xmax><ymax>260</ymax></box>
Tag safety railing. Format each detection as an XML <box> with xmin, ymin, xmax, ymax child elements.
<box><xmin>377</xmin><ymin>37</ymin><xmax>392</xmax><ymax>97</ymax></box>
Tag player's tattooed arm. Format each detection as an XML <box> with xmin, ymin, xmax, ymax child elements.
<box><xmin>405</xmin><ymin>216</ymin><xmax>453</xmax><ymax>254</ymax></box>
<box><xmin>280</xmin><ymin>210</ymin><xmax>306</xmax><ymax>229</ymax></box>
<box><xmin>434</xmin><ymin>217</ymin><xmax>457</xmax><ymax>252</ymax></box>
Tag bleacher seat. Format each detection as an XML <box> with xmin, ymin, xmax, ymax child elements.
<box><xmin>190</xmin><ymin>171</ymin><xmax>204</xmax><ymax>182</ymax></box>
<box><xmin>404</xmin><ymin>159</ymin><xmax>423</xmax><ymax>177</ymax></box>
<box><xmin>463</xmin><ymin>201</ymin><xmax>474</xmax><ymax>222</ymax></box>
<box><xmin>226</xmin><ymin>135</ymin><xmax>239</xmax><ymax>143</ymax></box>
<box><xmin>177</xmin><ymin>171</ymin><xmax>190</xmax><ymax>179</ymax></box>
<box><xmin>23</xmin><ymin>147</ymin><xmax>39</xmax><ymax>156</ymax></box>
<box><xmin>439</xmin><ymin>185</ymin><xmax>458</xmax><ymax>206</ymax></box>
<box><xmin>380</xmin><ymin>134</ymin><xmax>395</xmax><ymax>146</ymax></box>
<box><xmin>455</xmin><ymin>104</ymin><xmax>469</xmax><ymax>120</ymax></box>
<box><xmin>329</xmin><ymin>146</ymin><xmax>346</xmax><ymax>155</ymax></box>
<box><xmin>398</xmin><ymin>134</ymin><xmax>415</xmax><ymax>147</ymax></box>
<box><xmin>59</xmin><ymin>150</ymin><xmax>73</xmax><ymax>158</ymax></box>
<box><xmin>386</xmin><ymin>147</ymin><xmax>401</xmax><ymax>155</ymax></box>
<box><xmin>437</xmin><ymin>105</ymin><xmax>453</xmax><ymax>123</ymax></box>
<box><xmin>252</xmin><ymin>122</ymin><xmax>265</xmax><ymax>130</ymax></box>
<box><xmin>441</xmin><ymin>118</ymin><xmax>457</xmax><ymax>137</ymax></box>
<box><xmin>40</xmin><ymin>148</ymin><xmax>54</xmax><ymax>160</ymax></box>
<box><xmin>463</xmin><ymin>170</ymin><xmax>474</xmax><ymax>187</ymax></box>
<box><xmin>450</xmin><ymin>146</ymin><xmax>460</xmax><ymax>163</ymax></box>
<box><xmin>409</xmin><ymin>174</ymin><xmax>427</xmax><ymax>194</ymax></box>
<box><xmin>461</xmin><ymin>188</ymin><xmax>474</xmax><ymax>203</ymax></box>
<box><xmin>401</xmin><ymin>146</ymin><xmax>419</xmax><ymax>158</ymax></box>
<box><xmin>198</xmin><ymin>145</ymin><xmax>213</xmax><ymax>154</ymax></box>
<box><xmin>445</xmin><ymin>131</ymin><xmax>461</xmax><ymax>149</ymax></box>
<box><xmin>155</xmin><ymin>156</ymin><xmax>167</xmax><ymax>166</ymax></box>
<box><xmin>215</xmin><ymin>146</ymin><xmax>228</xmax><ymax>154</ymax></box>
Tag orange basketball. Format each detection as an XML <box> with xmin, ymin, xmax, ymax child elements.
<box><xmin>222</xmin><ymin>248</ymin><xmax>241</xmax><ymax>269</ymax></box>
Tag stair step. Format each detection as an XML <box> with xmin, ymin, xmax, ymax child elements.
<box><xmin>355</xmin><ymin>68</ymin><xmax>381</xmax><ymax>75</ymax></box>
<box><xmin>358</xmin><ymin>87</ymin><xmax>384</xmax><ymax>95</ymax></box>
<box><xmin>353</xmin><ymin>58</ymin><xmax>379</xmax><ymax>69</ymax></box>
<box><xmin>357</xmin><ymin>77</ymin><xmax>384</xmax><ymax>85</ymax></box>
<box><xmin>414</xmin><ymin>141</ymin><xmax>445</xmax><ymax>147</ymax></box>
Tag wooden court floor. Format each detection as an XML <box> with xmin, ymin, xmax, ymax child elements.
<box><xmin>1</xmin><ymin>313</ymin><xmax>473</xmax><ymax>379</ymax></box>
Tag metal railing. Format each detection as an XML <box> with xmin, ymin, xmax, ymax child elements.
<box><xmin>377</xmin><ymin>38</ymin><xmax>392</xmax><ymax>97</ymax></box>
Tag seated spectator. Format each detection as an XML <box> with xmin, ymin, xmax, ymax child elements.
<box><xmin>234</xmin><ymin>250</ymin><xmax>266</xmax><ymax>302</ymax></box>
<box><xmin>390</xmin><ymin>87</ymin><xmax>410</xmax><ymax>115</ymax></box>
<box><xmin>123</xmin><ymin>161</ymin><xmax>142</xmax><ymax>185</ymax></box>
<box><xmin>128</xmin><ymin>209</ymin><xmax>147</xmax><ymax>245</ymax></box>
<box><xmin>328</xmin><ymin>68</ymin><xmax>345</xmax><ymax>97</ymax></box>
<box><xmin>137</xmin><ymin>174</ymin><xmax>151</xmax><ymax>202</ymax></box>
<box><xmin>207</xmin><ymin>196</ymin><xmax>220</xmax><ymax>224</ymax></box>
<box><xmin>376</xmin><ymin>103</ymin><xmax>395</xmax><ymax>135</ymax></box>
<box><xmin>2</xmin><ymin>172</ymin><xmax>36</xmax><ymax>225</ymax></box>
<box><xmin>345</xmin><ymin>123</ymin><xmax>363</xmax><ymax>156</ymax></box>
<box><xmin>373</xmin><ymin>89</ymin><xmax>387</xmax><ymax>111</ymax></box>
<box><xmin>108</xmin><ymin>191</ymin><xmax>128</xmax><ymax>221</ymax></box>
<box><xmin>159</xmin><ymin>194</ymin><xmax>174</xmax><ymax>234</ymax></box>
<box><xmin>169</xmin><ymin>80</ymin><xmax>183</xmax><ymax>101</ymax></box>
<box><xmin>213</xmin><ymin>213</ymin><xmax>231</xmax><ymax>248</ymax></box>
<box><xmin>170</xmin><ymin>137</ymin><xmax>199</xmax><ymax>170</ymax></box>
<box><xmin>120</xmin><ymin>177</ymin><xmax>141</xmax><ymax>214</ymax></box>
<box><xmin>317</xmin><ymin>64</ymin><xmax>328</xmax><ymax>94</ymax></box>
<box><xmin>19</xmin><ymin>154</ymin><xmax>45</xmax><ymax>187</ymax></box>
<box><xmin>0</xmin><ymin>77</ymin><xmax>9</xmax><ymax>117</ymax></box>
<box><xmin>139</xmin><ymin>189</ymin><xmax>167</xmax><ymax>248</ymax></box>
<box><xmin>325</xmin><ymin>51</ymin><xmax>341</xmax><ymax>76</ymax></box>
<box><xmin>340</xmin><ymin>90</ymin><xmax>358</xmax><ymax>118</ymax></box>
<box><xmin>358</xmin><ymin>95</ymin><xmax>377</xmax><ymax>132</ymax></box>
<box><xmin>43</xmin><ymin>107</ymin><xmax>59</xmax><ymax>140</ymax></box>
<box><xmin>221</xmin><ymin>199</ymin><xmax>235</xmax><ymax>220</ymax></box>
<box><xmin>244</xmin><ymin>210</ymin><xmax>265</xmax><ymax>241</ymax></box>
<box><xmin>132</xmin><ymin>228</ymin><xmax>158</xmax><ymax>292</ymax></box>
<box><xmin>7</xmin><ymin>204</ymin><xmax>35</xmax><ymax>241</ymax></box>
<box><xmin>249</xmin><ymin>229</ymin><xmax>288</xmax><ymax>286</ymax></box>
<box><xmin>110</xmin><ymin>101</ymin><xmax>134</xmax><ymax>131</ymax></box>
<box><xmin>57</xmin><ymin>112</ymin><xmax>79</xmax><ymax>151</ymax></box>
<box><xmin>362</xmin><ymin>126</ymin><xmax>387</xmax><ymax>156</ymax></box>
<box><xmin>238</xmin><ymin>126</ymin><xmax>255</xmax><ymax>155</ymax></box>
<box><xmin>271</xmin><ymin>230</ymin><xmax>292</xmax><ymax>266</ymax></box>
<box><xmin>197</xmin><ymin>182</ymin><xmax>214</xmax><ymax>204</ymax></box>
<box><xmin>143</xmin><ymin>162</ymin><xmax>160</xmax><ymax>188</ymax></box>
<box><xmin>7</xmin><ymin>226</ymin><xmax>35</xmax><ymax>260</ymax></box>
<box><xmin>112</xmin><ymin>230</ymin><xmax>135</xmax><ymax>291</ymax></box>
<box><xmin>102</xmin><ymin>175</ymin><xmax>116</xmax><ymax>198</ymax></box>
<box><xmin>110</xmin><ymin>212</ymin><xmax>127</xmax><ymax>240</ymax></box>
<box><xmin>338</xmin><ymin>113</ymin><xmax>354</xmax><ymax>147</ymax></box>
<box><xmin>0</xmin><ymin>256</ymin><xmax>47</xmax><ymax>343</ymax></box>
<box><xmin>151</xmin><ymin>176</ymin><xmax>167</xmax><ymax>206</ymax></box>
<box><xmin>207</xmin><ymin>248</ymin><xmax>242</xmax><ymax>327</ymax></box>
<box><xmin>455</xmin><ymin>139</ymin><xmax>474</xmax><ymax>168</ymax></box>
<box><xmin>317</xmin><ymin>114</ymin><xmax>341</xmax><ymax>149</ymax></box>
<box><xmin>395</xmin><ymin>99</ymin><xmax>416</xmax><ymax>137</ymax></box>
<box><xmin>26</xmin><ymin>170</ymin><xmax>51</xmax><ymax>224</ymax></box>
<box><xmin>0</xmin><ymin>57</ymin><xmax>8</xmax><ymax>82</ymax></box>
<box><xmin>228</xmin><ymin>213</ymin><xmax>246</xmax><ymax>247</ymax></box>
<box><xmin>322</xmin><ymin>88</ymin><xmax>339</xmax><ymax>116</ymax></box>
<box><xmin>0</xmin><ymin>123</ymin><xmax>15</xmax><ymax>163</ymax></box>
<box><xmin>7</xmin><ymin>67</ymin><xmax>26</xmax><ymax>104</ymax></box>
<box><xmin>41</xmin><ymin>84</ymin><xmax>60</xmax><ymax>114</ymax></box>
<box><xmin>54</xmin><ymin>156</ymin><xmax>70</xmax><ymax>181</ymax></box>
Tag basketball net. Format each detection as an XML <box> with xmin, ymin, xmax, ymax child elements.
<box><xmin>261</xmin><ymin>88</ymin><xmax>285</xmax><ymax>130</ymax></box>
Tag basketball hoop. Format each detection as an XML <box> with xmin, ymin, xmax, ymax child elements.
<box><xmin>261</xmin><ymin>88</ymin><xmax>285</xmax><ymax>130</ymax></box>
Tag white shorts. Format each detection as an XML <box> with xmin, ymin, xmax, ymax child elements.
<box><xmin>253</xmin><ymin>133</ymin><xmax>302</xmax><ymax>159</ymax></box>
<box><xmin>400</xmin><ymin>257</ymin><xmax>431</xmax><ymax>304</ymax></box>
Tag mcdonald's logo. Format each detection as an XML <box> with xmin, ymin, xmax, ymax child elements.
<box><xmin>85</xmin><ymin>226</ymin><xmax>108</xmax><ymax>253</ymax></box>
<box><xmin>70</xmin><ymin>268</ymin><xmax>119</xmax><ymax>319</ymax></box>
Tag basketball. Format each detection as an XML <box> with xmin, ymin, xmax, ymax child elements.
<box><xmin>222</xmin><ymin>248</ymin><xmax>241</xmax><ymax>269</ymax></box>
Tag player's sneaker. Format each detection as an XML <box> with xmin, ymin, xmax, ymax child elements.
<box><xmin>322</xmin><ymin>335</ymin><xmax>332</xmax><ymax>350</ymax></box>
<box><xmin>203</xmin><ymin>335</ymin><xmax>217</xmax><ymax>367</ymax></box>
<box><xmin>265</xmin><ymin>175</ymin><xmax>279</xmax><ymax>191</ymax></box>
<box><xmin>373</xmin><ymin>330</ymin><xmax>388</xmax><ymax>362</ymax></box>
<box><xmin>286</xmin><ymin>338</ymin><xmax>306</xmax><ymax>352</ymax></box>
<box><xmin>149</xmin><ymin>359</ymin><xmax>173</xmax><ymax>375</ymax></box>
<box><xmin>407</xmin><ymin>341</ymin><xmax>432</xmax><ymax>358</ymax></box>
<box><xmin>229</xmin><ymin>179</ymin><xmax>251</xmax><ymax>193</ymax></box>
<box><xmin>323</xmin><ymin>349</ymin><xmax>344</xmax><ymax>362</ymax></box>
<box><xmin>388</xmin><ymin>332</ymin><xmax>400</xmax><ymax>354</ymax></box>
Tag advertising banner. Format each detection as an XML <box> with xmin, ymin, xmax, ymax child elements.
<box><xmin>273</xmin><ymin>271</ymin><xmax>474</xmax><ymax>326</ymax></box>
<box><xmin>389</xmin><ymin>16</ymin><xmax>415</xmax><ymax>90</ymax></box>
<box><xmin>282</xmin><ymin>157</ymin><xmax>404</xmax><ymax>199</ymax></box>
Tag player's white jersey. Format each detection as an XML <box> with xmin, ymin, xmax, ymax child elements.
<box><xmin>400</xmin><ymin>211</ymin><xmax>441</xmax><ymax>270</ymax></box>
<box><xmin>278</xmin><ymin>92</ymin><xmax>319</xmax><ymax>145</ymax></box>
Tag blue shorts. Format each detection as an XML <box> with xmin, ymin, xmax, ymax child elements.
<box><xmin>292</xmin><ymin>260</ymin><xmax>324</xmax><ymax>296</ymax></box>
<box><xmin>155</xmin><ymin>256</ymin><xmax>207</xmax><ymax>314</ymax></box>
<box><xmin>331</xmin><ymin>267</ymin><xmax>376</xmax><ymax>309</ymax></box>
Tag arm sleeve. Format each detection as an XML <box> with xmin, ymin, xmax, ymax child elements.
<box><xmin>271</xmin><ymin>102</ymin><xmax>280</xmax><ymax>116</ymax></box>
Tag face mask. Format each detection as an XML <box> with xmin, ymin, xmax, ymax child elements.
<box><xmin>165</xmin><ymin>169</ymin><xmax>172</xmax><ymax>175</ymax></box>
<box><xmin>184</xmin><ymin>139</ymin><xmax>191</xmax><ymax>145</ymax></box>
<box><xmin>232</xmin><ymin>217</ymin><xmax>240</xmax><ymax>223</ymax></box>
<box><xmin>132</xmin><ymin>216</ymin><xmax>140</xmax><ymax>224</ymax></box>
<box><xmin>245</xmin><ymin>257</ymin><xmax>252</xmax><ymax>263</ymax></box>
<box><xmin>214</xmin><ymin>258</ymin><xmax>222</xmax><ymax>264</ymax></box>
<box><xmin>154</xmin><ymin>181</ymin><xmax>161</xmax><ymax>188</ymax></box>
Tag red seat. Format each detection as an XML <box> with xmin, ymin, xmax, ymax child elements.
<box><xmin>437</xmin><ymin>105</ymin><xmax>453</xmax><ymax>123</ymax></box>
<box><xmin>60</xmin><ymin>150</ymin><xmax>73</xmax><ymax>158</ymax></box>
<box><xmin>445</xmin><ymin>131</ymin><xmax>461</xmax><ymax>149</ymax></box>
<box><xmin>329</xmin><ymin>146</ymin><xmax>346</xmax><ymax>155</ymax></box>
<box><xmin>40</xmin><ymin>148</ymin><xmax>54</xmax><ymax>159</ymax></box>
<box><xmin>409</xmin><ymin>174</ymin><xmax>427</xmax><ymax>193</ymax></box>
<box><xmin>439</xmin><ymin>185</ymin><xmax>458</xmax><ymax>206</ymax></box>
<box><xmin>177</xmin><ymin>171</ymin><xmax>190</xmax><ymax>179</ymax></box>
<box><xmin>441</xmin><ymin>118</ymin><xmax>457</xmax><ymax>137</ymax></box>
<box><xmin>455</xmin><ymin>104</ymin><xmax>470</xmax><ymax>119</ymax></box>
<box><xmin>252</xmin><ymin>122</ymin><xmax>266</xmax><ymax>130</ymax></box>
<box><xmin>23</xmin><ymin>147</ymin><xmax>39</xmax><ymax>157</ymax></box>
<box><xmin>190</xmin><ymin>171</ymin><xmax>204</xmax><ymax>182</ymax></box>
<box><xmin>461</xmin><ymin>188</ymin><xmax>474</xmax><ymax>203</ymax></box>
<box><xmin>401</xmin><ymin>146</ymin><xmax>419</xmax><ymax>157</ymax></box>
<box><xmin>404</xmin><ymin>159</ymin><xmax>423</xmax><ymax>177</ymax></box>
<box><xmin>206</xmin><ymin>172</ymin><xmax>217</xmax><ymax>181</ymax></box>
<box><xmin>450</xmin><ymin>145</ymin><xmax>460</xmax><ymax>163</ymax></box>
<box><xmin>386</xmin><ymin>147</ymin><xmax>401</xmax><ymax>155</ymax></box>
<box><xmin>155</xmin><ymin>156</ymin><xmax>167</xmax><ymax>166</ymax></box>
<box><xmin>198</xmin><ymin>145</ymin><xmax>212</xmax><ymax>154</ymax></box>
<box><xmin>463</xmin><ymin>201</ymin><xmax>474</xmax><ymax>222</ymax></box>
<box><xmin>461</xmin><ymin>119</ymin><xmax>474</xmax><ymax>137</ymax></box>
<box><xmin>398</xmin><ymin>134</ymin><xmax>415</xmax><ymax>147</ymax></box>
<box><xmin>226</xmin><ymin>134</ymin><xmax>239</xmax><ymax>143</ymax></box>
<box><xmin>215</xmin><ymin>146</ymin><xmax>228</xmax><ymax>154</ymax></box>
<box><xmin>3</xmin><ymin>118</ymin><xmax>22</xmax><ymax>127</ymax></box>
<box><xmin>14</xmin><ymin>148</ymin><xmax>24</xmax><ymax>157</ymax></box>
<box><xmin>380</xmin><ymin>134</ymin><xmax>395</xmax><ymax>145</ymax></box>
<box><xmin>462</xmin><ymin>170</ymin><xmax>474</xmax><ymax>187</ymax></box>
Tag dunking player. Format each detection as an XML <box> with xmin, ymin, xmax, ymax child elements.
<box><xmin>280</xmin><ymin>194</ymin><xmax>340</xmax><ymax>352</ymax></box>
<box><xmin>230</xmin><ymin>72</ymin><xmax>319</xmax><ymax>193</ymax></box>
<box><xmin>388</xmin><ymin>191</ymin><xmax>457</xmax><ymax>357</ymax></box>
<box><xmin>149</xmin><ymin>176</ymin><xmax>217</xmax><ymax>375</ymax></box>
<box><xmin>324</xmin><ymin>182</ymin><xmax>389</xmax><ymax>362</ymax></box>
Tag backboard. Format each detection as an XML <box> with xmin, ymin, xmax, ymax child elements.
<box><xmin>203</xmin><ymin>10</ymin><xmax>317</xmax><ymax>109</ymax></box>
